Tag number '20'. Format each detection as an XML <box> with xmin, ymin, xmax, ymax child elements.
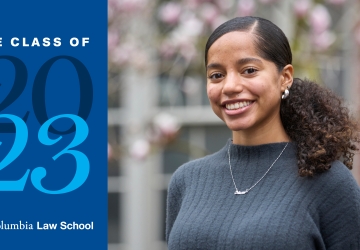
<box><xmin>0</xmin><ymin>55</ymin><xmax>93</xmax><ymax>194</ymax></box>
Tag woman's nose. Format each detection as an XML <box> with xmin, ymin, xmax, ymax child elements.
<box><xmin>222</xmin><ymin>72</ymin><xmax>243</xmax><ymax>96</ymax></box>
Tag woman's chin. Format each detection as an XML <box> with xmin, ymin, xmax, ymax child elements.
<box><xmin>224</xmin><ymin>122</ymin><xmax>252</xmax><ymax>132</ymax></box>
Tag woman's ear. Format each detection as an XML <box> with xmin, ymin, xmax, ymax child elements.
<box><xmin>280</xmin><ymin>64</ymin><xmax>294</xmax><ymax>91</ymax></box>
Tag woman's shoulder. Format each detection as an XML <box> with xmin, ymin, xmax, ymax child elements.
<box><xmin>312</xmin><ymin>160</ymin><xmax>360</xmax><ymax>209</ymax></box>
<box><xmin>169</xmin><ymin>145</ymin><xmax>227</xmax><ymax>186</ymax></box>
<box><xmin>175</xmin><ymin>146</ymin><xmax>226</xmax><ymax>173</ymax></box>
<box><xmin>318</xmin><ymin>160</ymin><xmax>359</xmax><ymax>186</ymax></box>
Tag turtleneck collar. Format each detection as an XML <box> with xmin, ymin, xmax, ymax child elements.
<box><xmin>222</xmin><ymin>138</ymin><xmax>297</xmax><ymax>170</ymax></box>
<box><xmin>216</xmin><ymin>139</ymin><xmax>298</xmax><ymax>190</ymax></box>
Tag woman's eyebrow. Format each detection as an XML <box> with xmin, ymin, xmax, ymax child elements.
<box><xmin>206</xmin><ymin>57</ymin><xmax>263</xmax><ymax>70</ymax></box>
<box><xmin>236</xmin><ymin>57</ymin><xmax>262</xmax><ymax>65</ymax></box>
<box><xmin>206</xmin><ymin>62</ymin><xmax>223</xmax><ymax>71</ymax></box>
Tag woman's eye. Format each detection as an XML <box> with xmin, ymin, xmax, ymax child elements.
<box><xmin>244</xmin><ymin>68</ymin><xmax>257</xmax><ymax>74</ymax></box>
<box><xmin>209</xmin><ymin>73</ymin><xmax>223</xmax><ymax>79</ymax></box>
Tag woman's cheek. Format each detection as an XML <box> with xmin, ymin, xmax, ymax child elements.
<box><xmin>207</xmin><ymin>85</ymin><xmax>219</xmax><ymax>103</ymax></box>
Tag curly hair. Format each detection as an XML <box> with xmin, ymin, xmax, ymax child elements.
<box><xmin>281</xmin><ymin>78</ymin><xmax>360</xmax><ymax>176</ymax></box>
<box><xmin>206</xmin><ymin>16</ymin><xmax>360</xmax><ymax>176</ymax></box>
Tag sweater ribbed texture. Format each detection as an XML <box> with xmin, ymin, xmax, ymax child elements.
<box><xmin>166</xmin><ymin>139</ymin><xmax>360</xmax><ymax>250</ymax></box>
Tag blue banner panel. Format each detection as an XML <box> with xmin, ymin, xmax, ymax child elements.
<box><xmin>0</xmin><ymin>1</ymin><xmax>107</xmax><ymax>249</ymax></box>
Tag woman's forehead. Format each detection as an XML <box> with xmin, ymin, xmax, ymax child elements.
<box><xmin>207</xmin><ymin>32</ymin><xmax>259</xmax><ymax>61</ymax></box>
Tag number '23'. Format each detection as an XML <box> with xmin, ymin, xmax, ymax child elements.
<box><xmin>0</xmin><ymin>114</ymin><xmax>89</xmax><ymax>194</ymax></box>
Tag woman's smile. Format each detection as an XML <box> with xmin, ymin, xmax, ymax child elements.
<box><xmin>222</xmin><ymin>100</ymin><xmax>255</xmax><ymax>115</ymax></box>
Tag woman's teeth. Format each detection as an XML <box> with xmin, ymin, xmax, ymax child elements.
<box><xmin>226</xmin><ymin>101</ymin><xmax>252</xmax><ymax>110</ymax></box>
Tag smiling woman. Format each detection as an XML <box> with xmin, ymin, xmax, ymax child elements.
<box><xmin>166</xmin><ymin>16</ymin><xmax>360</xmax><ymax>250</ymax></box>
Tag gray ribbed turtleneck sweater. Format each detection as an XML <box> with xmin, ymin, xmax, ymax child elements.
<box><xmin>166</xmin><ymin>140</ymin><xmax>360</xmax><ymax>249</ymax></box>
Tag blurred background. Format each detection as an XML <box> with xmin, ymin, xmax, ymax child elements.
<box><xmin>107</xmin><ymin>0</ymin><xmax>360</xmax><ymax>249</ymax></box>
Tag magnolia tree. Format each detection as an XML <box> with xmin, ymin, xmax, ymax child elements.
<box><xmin>108</xmin><ymin>0</ymin><xmax>360</xmax><ymax>160</ymax></box>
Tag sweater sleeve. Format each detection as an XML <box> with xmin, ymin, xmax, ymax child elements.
<box><xmin>318</xmin><ymin>161</ymin><xmax>360</xmax><ymax>250</ymax></box>
<box><xmin>166</xmin><ymin>166</ymin><xmax>185</xmax><ymax>243</ymax></box>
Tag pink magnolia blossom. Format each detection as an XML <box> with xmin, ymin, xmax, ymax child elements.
<box><xmin>310</xmin><ymin>4</ymin><xmax>332</xmax><ymax>34</ymax></box>
<box><xmin>158</xmin><ymin>2</ymin><xmax>182</xmax><ymax>25</ymax></box>
<box><xmin>237</xmin><ymin>0</ymin><xmax>256</xmax><ymax>17</ymax></box>
<box><xmin>129</xmin><ymin>139</ymin><xmax>150</xmax><ymax>160</ymax></box>
<box><xmin>110</xmin><ymin>44</ymin><xmax>133</xmax><ymax>65</ymax></box>
<box><xmin>293</xmin><ymin>0</ymin><xmax>311</xmax><ymax>18</ymax></box>
<box><xmin>153</xmin><ymin>113</ymin><xmax>180</xmax><ymax>137</ymax></box>
<box><xmin>178</xmin><ymin>14</ymin><xmax>204</xmax><ymax>37</ymax></box>
<box><xmin>199</xmin><ymin>3</ymin><xmax>219</xmax><ymax>24</ymax></box>
<box><xmin>170</xmin><ymin>15</ymin><xmax>204</xmax><ymax>55</ymax></box>
<box><xmin>312</xmin><ymin>30</ymin><xmax>336</xmax><ymax>51</ymax></box>
<box><xmin>169</xmin><ymin>15</ymin><xmax>201</xmax><ymax>59</ymax></box>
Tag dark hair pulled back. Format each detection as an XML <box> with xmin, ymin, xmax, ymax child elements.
<box><xmin>205</xmin><ymin>16</ymin><xmax>292</xmax><ymax>71</ymax></box>
<box><xmin>205</xmin><ymin>16</ymin><xmax>360</xmax><ymax>176</ymax></box>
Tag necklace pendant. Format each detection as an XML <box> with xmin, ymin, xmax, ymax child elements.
<box><xmin>234</xmin><ymin>189</ymin><xmax>249</xmax><ymax>195</ymax></box>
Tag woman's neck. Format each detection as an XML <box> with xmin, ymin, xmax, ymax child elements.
<box><xmin>232</xmin><ymin>119</ymin><xmax>290</xmax><ymax>146</ymax></box>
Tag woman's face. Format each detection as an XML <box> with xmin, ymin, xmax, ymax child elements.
<box><xmin>206</xmin><ymin>31</ymin><xmax>292</xmax><ymax>134</ymax></box>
